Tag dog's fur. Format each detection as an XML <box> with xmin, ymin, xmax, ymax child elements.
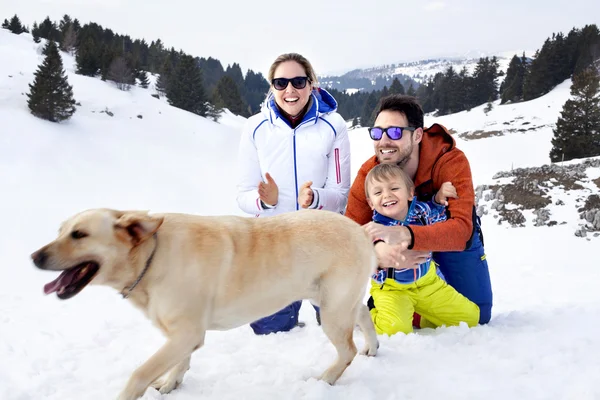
<box><xmin>31</xmin><ymin>208</ymin><xmax>379</xmax><ymax>400</ymax></box>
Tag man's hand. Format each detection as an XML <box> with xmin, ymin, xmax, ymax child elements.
<box><xmin>258</xmin><ymin>172</ymin><xmax>279</xmax><ymax>206</ymax></box>
<box><xmin>435</xmin><ymin>181</ymin><xmax>458</xmax><ymax>206</ymax></box>
<box><xmin>364</xmin><ymin>222</ymin><xmax>412</xmax><ymax>246</ymax></box>
<box><xmin>374</xmin><ymin>241</ymin><xmax>409</xmax><ymax>269</ymax></box>
<box><xmin>298</xmin><ymin>181</ymin><xmax>314</xmax><ymax>208</ymax></box>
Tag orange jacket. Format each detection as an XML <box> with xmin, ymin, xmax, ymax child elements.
<box><xmin>344</xmin><ymin>123</ymin><xmax>475</xmax><ymax>252</ymax></box>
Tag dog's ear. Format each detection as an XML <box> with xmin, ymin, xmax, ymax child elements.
<box><xmin>114</xmin><ymin>211</ymin><xmax>164</xmax><ymax>245</ymax></box>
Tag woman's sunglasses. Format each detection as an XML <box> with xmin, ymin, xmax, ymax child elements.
<box><xmin>368</xmin><ymin>126</ymin><xmax>416</xmax><ymax>140</ymax></box>
<box><xmin>271</xmin><ymin>76</ymin><xmax>310</xmax><ymax>91</ymax></box>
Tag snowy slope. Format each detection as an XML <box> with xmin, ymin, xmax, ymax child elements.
<box><xmin>1</xmin><ymin>30</ymin><xmax>599</xmax><ymax>400</ymax></box>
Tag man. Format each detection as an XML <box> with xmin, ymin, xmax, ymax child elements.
<box><xmin>345</xmin><ymin>94</ymin><xmax>492</xmax><ymax>325</ymax></box>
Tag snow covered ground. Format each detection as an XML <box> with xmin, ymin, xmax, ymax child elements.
<box><xmin>1</xmin><ymin>30</ymin><xmax>599</xmax><ymax>400</ymax></box>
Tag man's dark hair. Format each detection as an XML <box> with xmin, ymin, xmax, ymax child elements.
<box><xmin>376</xmin><ymin>95</ymin><xmax>424</xmax><ymax>128</ymax></box>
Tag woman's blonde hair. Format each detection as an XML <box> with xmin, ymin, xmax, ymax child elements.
<box><xmin>267</xmin><ymin>53</ymin><xmax>319</xmax><ymax>93</ymax></box>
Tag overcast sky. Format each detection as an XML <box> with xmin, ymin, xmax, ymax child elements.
<box><xmin>2</xmin><ymin>0</ymin><xmax>599</xmax><ymax>77</ymax></box>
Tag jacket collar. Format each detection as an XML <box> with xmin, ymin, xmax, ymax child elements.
<box><xmin>262</xmin><ymin>87</ymin><xmax>338</xmax><ymax>129</ymax></box>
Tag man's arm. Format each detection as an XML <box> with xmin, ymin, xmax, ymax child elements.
<box><xmin>344</xmin><ymin>167</ymin><xmax>373</xmax><ymax>225</ymax></box>
<box><xmin>409</xmin><ymin>150</ymin><xmax>475</xmax><ymax>251</ymax></box>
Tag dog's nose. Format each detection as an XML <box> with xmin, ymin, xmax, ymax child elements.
<box><xmin>31</xmin><ymin>249</ymin><xmax>48</xmax><ymax>268</ymax></box>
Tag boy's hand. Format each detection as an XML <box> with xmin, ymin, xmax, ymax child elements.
<box><xmin>298</xmin><ymin>181</ymin><xmax>314</xmax><ymax>208</ymax></box>
<box><xmin>374</xmin><ymin>241</ymin><xmax>411</xmax><ymax>269</ymax></box>
<box><xmin>435</xmin><ymin>181</ymin><xmax>458</xmax><ymax>206</ymax></box>
<box><xmin>258</xmin><ymin>172</ymin><xmax>279</xmax><ymax>206</ymax></box>
<box><xmin>401</xmin><ymin>250</ymin><xmax>432</xmax><ymax>269</ymax></box>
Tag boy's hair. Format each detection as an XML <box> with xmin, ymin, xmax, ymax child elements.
<box><xmin>364</xmin><ymin>163</ymin><xmax>415</xmax><ymax>197</ymax></box>
<box><xmin>376</xmin><ymin>95</ymin><xmax>424</xmax><ymax>129</ymax></box>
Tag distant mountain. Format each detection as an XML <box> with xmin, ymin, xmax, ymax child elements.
<box><xmin>319</xmin><ymin>51</ymin><xmax>526</xmax><ymax>94</ymax></box>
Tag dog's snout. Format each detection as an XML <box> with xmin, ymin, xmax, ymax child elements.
<box><xmin>31</xmin><ymin>249</ymin><xmax>48</xmax><ymax>268</ymax></box>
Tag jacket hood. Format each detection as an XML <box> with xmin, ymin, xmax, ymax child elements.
<box><xmin>262</xmin><ymin>87</ymin><xmax>338</xmax><ymax>128</ymax></box>
<box><xmin>414</xmin><ymin>123</ymin><xmax>455</xmax><ymax>187</ymax></box>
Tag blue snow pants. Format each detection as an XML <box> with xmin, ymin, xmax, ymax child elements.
<box><xmin>250</xmin><ymin>301</ymin><xmax>321</xmax><ymax>335</ymax></box>
<box><xmin>432</xmin><ymin>215</ymin><xmax>493</xmax><ymax>324</ymax></box>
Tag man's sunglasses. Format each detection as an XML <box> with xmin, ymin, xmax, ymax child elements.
<box><xmin>272</xmin><ymin>76</ymin><xmax>310</xmax><ymax>91</ymax></box>
<box><xmin>368</xmin><ymin>126</ymin><xmax>416</xmax><ymax>140</ymax></box>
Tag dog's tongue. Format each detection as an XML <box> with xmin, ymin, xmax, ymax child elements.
<box><xmin>43</xmin><ymin>268</ymin><xmax>79</xmax><ymax>294</ymax></box>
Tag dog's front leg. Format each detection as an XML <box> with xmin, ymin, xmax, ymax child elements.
<box><xmin>116</xmin><ymin>331</ymin><xmax>205</xmax><ymax>400</ymax></box>
<box><xmin>151</xmin><ymin>355</ymin><xmax>191</xmax><ymax>394</ymax></box>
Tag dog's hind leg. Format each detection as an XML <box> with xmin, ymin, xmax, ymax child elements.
<box><xmin>117</xmin><ymin>329</ymin><xmax>205</xmax><ymax>400</ymax></box>
<box><xmin>356</xmin><ymin>303</ymin><xmax>378</xmax><ymax>356</ymax></box>
<box><xmin>317</xmin><ymin>303</ymin><xmax>358</xmax><ymax>385</ymax></box>
<box><xmin>150</xmin><ymin>355</ymin><xmax>191</xmax><ymax>394</ymax></box>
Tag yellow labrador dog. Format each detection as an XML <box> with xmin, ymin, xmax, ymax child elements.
<box><xmin>31</xmin><ymin>208</ymin><xmax>379</xmax><ymax>400</ymax></box>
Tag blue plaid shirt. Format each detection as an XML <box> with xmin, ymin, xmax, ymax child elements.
<box><xmin>372</xmin><ymin>198</ymin><xmax>447</xmax><ymax>284</ymax></box>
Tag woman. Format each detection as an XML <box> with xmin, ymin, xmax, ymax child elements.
<box><xmin>236</xmin><ymin>53</ymin><xmax>351</xmax><ymax>335</ymax></box>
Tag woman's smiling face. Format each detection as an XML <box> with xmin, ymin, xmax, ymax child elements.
<box><xmin>272</xmin><ymin>61</ymin><xmax>312</xmax><ymax>117</ymax></box>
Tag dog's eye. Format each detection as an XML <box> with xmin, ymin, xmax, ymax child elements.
<box><xmin>71</xmin><ymin>230</ymin><xmax>88</xmax><ymax>240</ymax></box>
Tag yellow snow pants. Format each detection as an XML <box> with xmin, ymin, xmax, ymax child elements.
<box><xmin>369</xmin><ymin>262</ymin><xmax>480</xmax><ymax>336</ymax></box>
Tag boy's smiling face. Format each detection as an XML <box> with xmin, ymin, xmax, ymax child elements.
<box><xmin>366</xmin><ymin>175</ymin><xmax>414</xmax><ymax>220</ymax></box>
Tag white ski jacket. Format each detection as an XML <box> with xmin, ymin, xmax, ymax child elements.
<box><xmin>236</xmin><ymin>88</ymin><xmax>351</xmax><ymax>217</ymax></box>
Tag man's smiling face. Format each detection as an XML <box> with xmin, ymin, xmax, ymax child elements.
<box><xmin>373</xmin><ymin>110</ymin><xmax>417</xmax><ymax>166</ymax></box>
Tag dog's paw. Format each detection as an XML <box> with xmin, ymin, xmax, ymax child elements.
<box><xmin>151</xmin><ymin>376</ymin><xmax>182</xmax><ymax>394</ymax></box>
<box><xmin>116</xmin><ymin>381</ymin><xmax>147</xmax><ymax>400</ymax></box>
<box><xmin>360</xmin><ymin>339</ymin><xmax>379</xmax><ymax>356</ymax></box>
<box><xmin>318</xmin><ymin>370</ymin><xmax>338</xmax><ymax>386</ymax></box>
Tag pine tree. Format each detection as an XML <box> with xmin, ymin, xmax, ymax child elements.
<box><xmin>471</xmin><ymin>57</ymin><xmax>500</xmax><ymax>106</ymax></box>
<box><xmin>166</xmin><ymin>54</ymin><xmax>207</xmax><ymax>116</ymax></box>
<box><xmin>360</xmin><ymin>91</ymin><xmax>379</xmax><ymax>128</ymax></box>
<box><xmin>1</xmin><ymin>19</ymin><xmax>9</xmax><ymax>29</ymax></box>
<box><xmin>198</xmin><ymin>56</ymin><xmax>225</xmax><ymax>95</ymax></box>
<box><xmin>155</xmin><ymin>58</ymin><xmax>173</xmax><ymax>96</ymax></box>
<box><xmin>75</xmin><ymin>37</ymin><xmax>100</xmax><ymax>76</ymax></box>
<box><xmin>550</xmin><ymin>67</ymin><xmax>600</xmax><ymax>162</ymax></box>
<box><xmin>58</xmin><ymin>14</ymin><xmax>73</xmax><ymax>37</ymax></box>
<box><xmin>8</xmin><ymin>14</ymin><xmax>26</xmax><ymax>34</ymax></box>
<box><xmin>148</xmin><ymin>39</ymin><xmax>166</xmax><ymax>73</ymax></box>
<box><xmin>244</xmin><ymin>69</ymin><xmax>269</xmax><ymax>114</ymax></box>
<box><xmin>500</xmin><ymin>53</ymin><xmax>528</xmax><ymax>104</ymax></box>
<box><xmin>36</xmin><ymin>16</ymin><xmax>61</xmax><ymax>42</ymax></box>
<box><xmin>225</xmin><ymin>62</ymin><xmax>248</xmax><ymax>114</ymax></box>
<box><xmin>433</xmin><ymin>66</ymin><xmax>464</xmax><ymax>115</ymax></box>
<box><xmin>213</xmin><ymin>75</ymin><xmax>245</xmax><ymax>115</ymax></box>
<box><xmin>389</xmin><ymin>78</ymin><xmax>405</xmax><ymax>95</ymax></box>
<box><xmin>99</xmin><ymin>45</ymin><xmax>117</xmax><ymax>81</ymax></box>
<box><xmin>31</xmin><ymin>22</ymin><xmax>41</xmax><ymax>43</ymax></box>
<box><xmin>205</xmin><ymin>102</ymin><xmax>222</xmax><ymax>122</ymax></box>
<box><xmin>416</xmin><ymin>77</ymin><xmax>435</xmax><ymax>113</ymax></box>
<box><xmin>138</xmin><ymin>70</ymin><xmax>149</xmax><ymax>88</ymax></box>
<box><xmin>573</xmin><ymin>24</ymin><xmax>600</xmax><ymax>75</ymax></box>
<box><xmin>27</xmin><ymin>40</ymin><xmax>76</xmax><ymax>122</ymax></box>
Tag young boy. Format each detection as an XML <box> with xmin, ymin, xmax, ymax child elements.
<box><xmin>365</xmin><ymin>163</ymin><xmax>480</xmax><ymax>336</ymax></box>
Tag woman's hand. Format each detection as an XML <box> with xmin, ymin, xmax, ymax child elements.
<box><xmin>258</xmin><ymin>172</ymin><xmax>279</xmax><ymax>206</ymax></box>
<box><xmin>298</xmin><ymin>181</ymin><xmax>314</xmax><ymax>208</ymax></box>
